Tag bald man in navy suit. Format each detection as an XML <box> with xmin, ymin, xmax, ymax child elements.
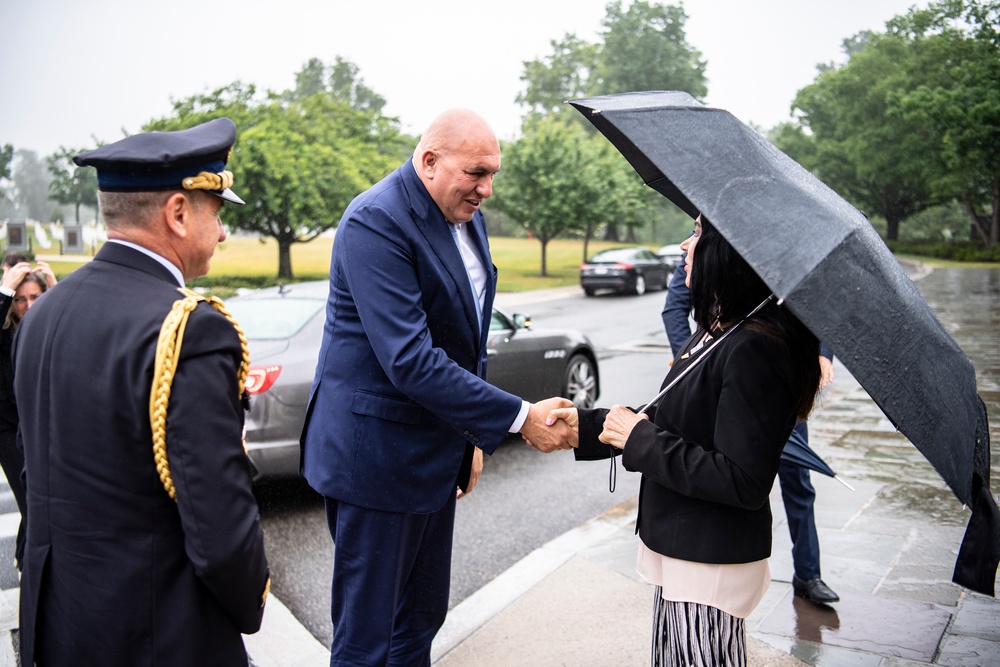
<box><xmin>301</xmin><ymin>109</ymin><xmax>573</xmax><ymax>666</ymax></box>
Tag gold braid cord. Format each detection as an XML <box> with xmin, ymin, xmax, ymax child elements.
<box><xmin>150</xmin><ymin>288</ymin><xmax>250</xmax><ymax>501</ymax></box>
<box><xmin>182</xmin><ymin>170</ymin><xmax>234</xmax><ymax>193</ymax></box>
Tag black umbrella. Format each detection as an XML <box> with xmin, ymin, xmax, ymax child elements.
<box><xmin>783</xmin><ymin>427</ymin><xmax>854</xmax><ymax>491</ymax></box>
<box><xmin>569</xmin><ymin>91</ymin><xmax>998</xmax><ymax>596</ymax></box>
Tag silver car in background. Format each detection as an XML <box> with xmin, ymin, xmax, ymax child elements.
<box><xmin>225</xmin><ymin>281</ymin><xmax>600</xmax><ymax>481</ymax></box>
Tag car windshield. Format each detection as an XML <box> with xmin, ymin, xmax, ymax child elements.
<box><xmin>587</xmin><ymin>249</ymin><xmax>637</xmax><ymax>263</ymax></box>
<box><xmin>227</xmin><ymin>298</ymin><xmax>325</xmax><ymax>339</ymax></box>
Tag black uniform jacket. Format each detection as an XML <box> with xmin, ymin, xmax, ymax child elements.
<box><xmin>576</xmin><ymin>324</ymin><xmax>801</xmax><ymax>565</ymax></box>
<box><xmin>12</xmin><ymin>242</ymin><xmax>269</xmax><ymax>666</ymax></box>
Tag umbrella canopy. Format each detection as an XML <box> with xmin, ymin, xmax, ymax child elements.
<box><xmin>569</xmin><ymin>91</ymin><xmax>997</xmax><ymax>595</ymax></box>
<box><xmin>783</xmin><ymin>427</ymin><xmax>854</xmax><ymax>491</ymax></box>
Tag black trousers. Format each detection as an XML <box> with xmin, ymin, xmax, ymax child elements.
<box><xmin>0</xmin><ymin>429</ymin><xmax>25</xmax><ymax>569</ymax></box>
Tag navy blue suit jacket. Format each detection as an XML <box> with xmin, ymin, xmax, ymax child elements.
<box><xmin>301</xmin><ymin>159</ymin><xmax>523</xmax><ymax>514</ymax></box>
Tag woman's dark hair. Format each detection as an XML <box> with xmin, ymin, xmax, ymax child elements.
<box><xmin>689</xmin><ymin>215</ymin><xmax>821</xmax><ymax>419</ymax></box>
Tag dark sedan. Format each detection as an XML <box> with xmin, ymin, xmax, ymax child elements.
<box><xmin>225</xmin><ymin>281</ymin><xmax>600</xmax><ymax>481</ymax></box>
<box><xmin>580</xmin><ymin>246</ymin><xmax>670</xmax><ymax>296</ymax></box>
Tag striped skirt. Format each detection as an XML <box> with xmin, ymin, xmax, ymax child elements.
<box><xmin>651</xmin><ymin>587</ymin><xmax>746</xmax><ymax>667</ymax></box>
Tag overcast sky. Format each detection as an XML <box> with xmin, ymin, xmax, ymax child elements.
<box><xmin>1</xmin><ymin>0</ymin><xmax>924</xmax><ymax>157</ymax></box>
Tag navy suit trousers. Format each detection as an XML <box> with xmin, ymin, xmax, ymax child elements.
<box><xmin>325</xmin><ymin>494</ymin><xmax>456</xmax><ymax>667</ymax></box>
<box><xmin>778</xmin><ymin>421</ymin><xmax>822</xmax><ymax>580</ymax></box>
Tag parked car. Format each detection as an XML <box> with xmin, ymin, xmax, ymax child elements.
<box><xmin>655</xmin><ymin>243</ymin><xmax>685</xmax><ymax>272</ymax></box>
<box><xmin>580</xmin><ymin>246</ymin><xmax>670</xmax><ymax>296</ymax></box>
<box><xmin>224</xmin><ymin>281</ymin><xmax>601</xmax><ymax>481</ymax></box>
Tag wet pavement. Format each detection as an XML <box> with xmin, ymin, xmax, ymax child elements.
<box><xmin>434</xmin><ymin>266</ymin><xmax>1000</xmax><ymax>667</ymax></box>
<box><xmin>748</xmin><ymin>266</ymin><xmax>1000</xmax><ymax>666</ymax></box>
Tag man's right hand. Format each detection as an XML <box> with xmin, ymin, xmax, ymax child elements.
<box><xmin>520</xmin><ymin>396</ymin><xmax>577</xmax><ymax>452</ymax></box>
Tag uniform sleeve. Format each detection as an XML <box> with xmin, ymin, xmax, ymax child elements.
<box><xmin>621</xmin><ymin>334</ymin><xmax>798</xmax><ymax>510</ymax></box>
<box><xmin>164</xmin><ymin>305</ymin><xmax>270</xmax><ymax>633</ymax></box>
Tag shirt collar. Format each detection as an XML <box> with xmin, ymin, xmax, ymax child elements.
<box><xmin>106</xmin><ymin>239</ymin><xmax>185</xmax><ymax>286</ymax></box>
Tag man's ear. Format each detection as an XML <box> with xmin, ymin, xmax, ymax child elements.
<box><xmin>163</xmin><ymin>192</ymin><xmax>192</xmax><ymax>239</ymax></box>
<box><xmin>416</xmin><ymin>148</ymin><xmax>439</xmax><ymax>180</ymax></box>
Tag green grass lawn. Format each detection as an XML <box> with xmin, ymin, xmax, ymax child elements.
<box><xmin>44</xmin><ymin>235</ymin><xmax>644</xmax><ymax>293</ymax></box>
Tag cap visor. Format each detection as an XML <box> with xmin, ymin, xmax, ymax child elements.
<box><xmin>212</xmin><ymin>188</ymin><xmax>245</xmax><ymax>205</ymax></box>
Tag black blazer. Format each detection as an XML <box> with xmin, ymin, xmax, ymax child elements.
<box><xmin>13</xmin><ymin>243</ymin><xmax>269</xmax><ymax>666</ymax></box>
<box><xmin>576</xmin><ymin>325</ymin><xmax>801</xmax><ymax>565</ymax></box>
<box><xmin>0</xmin><ymin>293</ymin><xmax>17</xmax><ymax>432</ymax></box>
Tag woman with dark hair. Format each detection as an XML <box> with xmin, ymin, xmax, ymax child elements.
<box><xmin>0</xmin><ymin>259</ymin><xmax>53</xmax><ymax>571</ymax></box>
<box><xmin>546</xmin><ymin>214</ymin><xmax>820</xmax><ymax>666</ymax></box>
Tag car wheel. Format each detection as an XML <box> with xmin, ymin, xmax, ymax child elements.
<box><xmin>633</xmin><ymin>275</ymin><xmax>646</xmax><ymax>296</ymax></box>
<box><xmin>563</xmin><ymin>353</ymin><xmax>597</xmax><ymax>409</ymax></box>
<box><xmin>584</xmin><ymin>287</ymin><xmax>596</xmax><ymax>297</ymax></box>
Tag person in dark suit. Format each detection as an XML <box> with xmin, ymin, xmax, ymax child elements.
<box><xmin>547</xmin><ymin>214</ymin><xmax>822</xmax><ymax>665</ymax></box>
<box><xmin>12</xmin><ymin>118</ymin><xmax>270</xmax><ymax>666</ymax></box>
<box><xmin>662</xmin><ymin>254</ymin><xmax>840</xmax><ymax>605</ymax></box>
<box><xmin>300</xmin><ymin>108</ymin><xmax>573</xmax><ymax>666</ymax></box>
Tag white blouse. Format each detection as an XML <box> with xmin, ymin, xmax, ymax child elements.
<box><xmin>636</xmin><ymin>540</ymin><xmax>770</xmax><ymax>619</ymax></box>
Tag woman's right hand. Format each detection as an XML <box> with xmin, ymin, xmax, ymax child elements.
<box><xmin>546</xmin><ymin>407</ymin><xmax>579</xmax><ymax>431</ymax></box>
<box><xmin>1</xmin><ymin>262</ymin><xmax>32</xmax><ymax>293</ymax></box>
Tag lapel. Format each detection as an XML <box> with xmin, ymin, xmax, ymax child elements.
<box><xmin>401</xmin><ymin>161</ymin><xmax>487</xmax><ymax>344</ymax></box>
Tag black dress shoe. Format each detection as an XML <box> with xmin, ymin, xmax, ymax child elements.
<box><xmin>793</xmin><ymin>575</ymin><xmax>840</xmax><ymax>604</ymax></box>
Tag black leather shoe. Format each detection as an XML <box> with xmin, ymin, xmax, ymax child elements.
<box><xmin>793</xmin><ymin>575</ymin><xmax>840</xmax><ymax>604</ymax></box>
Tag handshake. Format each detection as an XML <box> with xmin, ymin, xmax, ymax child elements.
<box><xmin>519</xmin><ymin>398</ymin><xmax>650</xmax><ymax>453</ymax></box>
<box><xmin>519</xmin><ymin>397</ymin><xmax>579</xmax><ymax>453</ymax></box>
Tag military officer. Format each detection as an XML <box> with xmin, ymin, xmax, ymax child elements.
<box><xmin>13</xmin><ymin>118</ymin><xmax>270</xmax><ymax>666</ymax></box>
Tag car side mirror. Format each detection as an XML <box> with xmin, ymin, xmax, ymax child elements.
<box><xmin>512</xmin><ymin>313</ymin><xmax>531</xmax><ymax>330</ymax></box>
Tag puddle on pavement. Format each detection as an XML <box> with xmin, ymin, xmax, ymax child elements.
<box><xmin>759</xmin><ymin>591</ymin><xmax>953</xmax><ymax>664</ymax></box>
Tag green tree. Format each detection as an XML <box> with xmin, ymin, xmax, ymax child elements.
<box><xmin>0</xmin><ymin>144</ymin><xmax>12</xmax><ymax>204</ymax></box>
<box><xmin>286</xmin><ymin>56</ymin><xmax>387</xmax><ymax>115</ymax></box>
<box><xmin>145</xmin><ymin>60</ymin><xmax>409</xmax><ymax>279</ymax></box>
<box><xmin>596</xmin><ymin>0</ymin><xmax>707</xmax><ymax>98</ymax></box>
<box><xmin>516</xmin><ymin>1</ymin><xmax>706</xmax><ymax>242</ymax></box>
<box><xmin>233</xmin><ymin>95</ymin><xmax>400</xmax><ymax>278</ymax></box>
<box><xmin>11</xmin><ymin>149</ymin><xmax>51</xmax><ymax>223</ymax></box>
<box><xmin>886</xmin><ymin>0</ymin><xmax>1000</xmax><ymax>245</ymax></box>
<box><xmin>47</xmin><ymin>146</ymin><xmax>98</xmax><ymax>224</ymax></box>
<box><xmin>517</xmin><ymin>35</ymin><xmax>601</xmax><ymax>117</ymax></box>
<box><xmin>489</xmin><ymin>116</ymin><xmax>643</xmax><ymax>274</ymax></box>
<box><xmin>786</xmin><ymin>31</ymin><xmax>943</xmax><ymax>240</ymax></box>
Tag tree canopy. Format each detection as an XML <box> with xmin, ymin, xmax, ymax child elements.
<box><xmin>0</xmin><ymin>144</ymin><xmax>12</xmax><ymax>203</ymax></box>
<box><xmin>145</xmin><ymin>59</ymin><xmax>412</xmax><ymax>279</ymax></box>
<box><xmin>514</xmin><ymin>1</ymin><xmax>705</xmax><ymax>250</ymax></box>
<box><xmin>47</xmin><ymin>146</ymin><xmax>98</xmax><ymax>224</ymax></box>
<box><xmin>778</xmin><ymin>0</ymin><xmax>999</xmax><ymax>243</ymax></box>
<box><xmin>488</xmin><ymin>116</ymin><xmax>648</xmax><ymax>275</ymax></box>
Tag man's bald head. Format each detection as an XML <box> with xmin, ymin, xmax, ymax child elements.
<box><xmin>413</xmin><ymin>110</ymin><xmax>501</xmax><ymax>223</ymax></box>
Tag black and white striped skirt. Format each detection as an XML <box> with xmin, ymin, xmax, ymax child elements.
<box><xmin>651</xmin><ymin>587</ymin><xmax>746</xmax><ymax>667</ymax></box>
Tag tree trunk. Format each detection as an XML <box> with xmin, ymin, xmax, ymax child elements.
<box><xmin>991</xmin><ymin>177</ymin><xmax>999</xmax><ymax>247</ymax></box>
<box><xmin>582</xmin><ymin>229</ymin><xmax>592</xmax><ymax>264</ymax></box>
<box><xmin>75</xmin><ymin>202</ymin><xmax>81</xmax><ymax>224</ymax></box>
<box><xmin>963</xmin><ymin>191</ymin><xmax>990</xmax><ymax>244</ymax></box>
<box><xmin>540</xmin><ymin>237</ymin><xmax>548</xmax><ymax>277</ymax></box>
<box><xmin>603</xmin><ymin>223</ymin><xmax>620</xmax><ymax>242</ymax></box>
<box><xmin>277</xmin><ymin>238</ymin><xmax>294</xmax><ymax>280</ymax></box>
<box><xmin>885</xmin><ymin>215</ymin><xmax>901</xmax><ymax>242</ymax></box>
